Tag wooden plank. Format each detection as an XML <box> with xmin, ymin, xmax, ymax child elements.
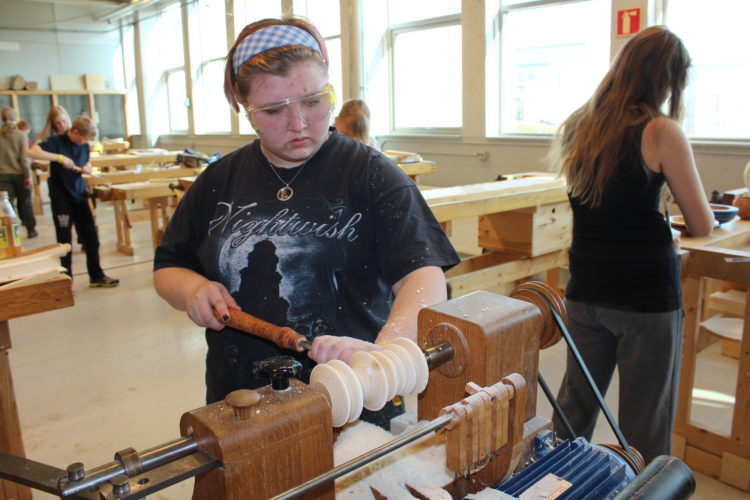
<box><xmin>427</xmin><ymin>187</ymin><xmax>568</xmax><ymax>223</ymax></box>
<box><xmin>397</xmin><ymin>160</ymin><xmax>436</xmax><ymax>178</ymax></box>
<box><xmin>720</xmin><ymin>452</ymin><xmax>750</xmax><ymax>491</ymax></box>
<box><xmin>732</xmin><ymin>297</ymin><xmax>750</xmax><ymax>443</ymax></box>
<box><xmin>0</xmin><ymin>275</ymin><xmax>74</xmax><ymax>322</ymax></box>
<box><xmin>110</xmin><ymin>182</ymin><xmax>174</xmax><ymax>200</ymax></box>
<box><xmin>90</xmin><ymin>151</ymin><xmax>180</xmax><ymax>170</ymax></box>
<box><xmin>84</xmin><ymin>166</ymin><xmax>201</xmax><ymax>187</ymax></box>
<box><xmin>685</xmin><ymin>247</ymin><xmax>750</xmax><ymax>284</ymax></box>
<box><xmin>422</xmin><ymin>177</ymin><xmax>564</xmax><ymax>205</ymax></box>
<box><xmin>685</xmin><ymin>444</ymin><xmax>722</xmax><ymax>478</ymax></box>
<box><xmin>0</xmin><ymin>321</ymin><xmax>33</xmax><ymax>500</ymax></box>
<box><xmin>446</xmin><ymin>250</ymin><xmax>568</xmax><ymax>298</ymax></box>
<box><xmin>676</xmin><ymin>276</ymin><xmax>702</xmax><ymax>427</ymax></box>
<box><xmin>674</xmin><ymin>422</ymin><xmax>750</xmax><ymax>461</ymax></box>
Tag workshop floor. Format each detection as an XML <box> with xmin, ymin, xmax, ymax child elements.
<box><xmin>8</xmin><ymin>203</ymin><xmax>749</xmax><ymax>500</ymax></box>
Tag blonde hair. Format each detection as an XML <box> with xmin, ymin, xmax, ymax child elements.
<box><xmin>38</xmin><ymin>106</ymin><xmax>71</xmax><ymax>143</ymax></box>
<box><xmin>71</xmin><ymin>116</ymin><xmax>98</xmax><ymax>139</ymax></box>
<box><xmin>224</xmin><ymin>18</ymin><xmax>329</xmax><ymax>112</ymax></box>
<box><xmin>335</xmin><ymin>100</ymin><xmax>372</xmax><ymax>144</ymax></box>
<box><xmin>550</xmin><ymin>26</ymin><xmax>691</xmax><ymax>207</ymax></box>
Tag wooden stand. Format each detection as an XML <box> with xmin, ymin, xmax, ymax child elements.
<box><xmin>94</xmin><ymin>181</ymin><xmax>177</xmax><ymax>255</ymax></box>
<box><xmin>676</xmin><ymin>219</ymin><xmax>750</xmax><ymax>491</ymax></box>
<box><xmin>0</xmin><ymin>275</ymin><xmax>74</xmax><ymax>500</ymax></box>
<box><xmin>182</xmin><ymin>381</ymin><xmax>333</xmax><ymax>500</ymax></box>
<box><xmin>421</xmin><ymin>175</ymin><xmax>570</xmax><ymax>297</ymax></box>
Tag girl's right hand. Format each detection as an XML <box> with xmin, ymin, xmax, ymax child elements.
<box><xmin>185</xmin><ymin>280</ymin><xmax>241</xmax><ymax>330</ymax></box>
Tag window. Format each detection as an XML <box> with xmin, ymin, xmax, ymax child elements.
<box><xmin>140</xmin><ymin>3</ymin><xmax>183</xmax><ymax>136</ymax></box>
<box><xmin>387</xmin><ymin>1</ymin><xmax>461</xmax><ymax>132</ymax></box>
<box><xmin>117</xmin><ymin>23</ymin><xmax>140</xmax><ymax>136</ymax></box>
<box><xmin>666</xmin><ymin>0</ymin><xmax>750</xmax><ymax>139</ymax></box>
<box><xmin>166</xmin><ymin>68</ymin><xmax>188</xmax><ymax>132</ymax></box>
<box><xmin>496</xmin><ymin>0</ymin><xmax>610</xmax><ymax>135</ymax></box>
<box><xmin>392</xmin><ymin>22</ymin><xmax>461</xmax><ymax>129</ymax></box>
<box><xmin>189</xmin><ymin>0</ymin><xmax>230</xmax><ymax>134</ymax></box>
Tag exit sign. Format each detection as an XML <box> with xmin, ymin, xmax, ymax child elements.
<box><xmin>617</xmin><ymin>8</ymin><xmax>642</xmax><ymax>36</ymax></box>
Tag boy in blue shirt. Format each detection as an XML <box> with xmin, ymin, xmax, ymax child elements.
<box><xmin>29</xmin><ymin>116</ymin><xmax>118</xmax><ymax>287</ymax></box>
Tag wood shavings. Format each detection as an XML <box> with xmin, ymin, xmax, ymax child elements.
<box><xmin>334</xmin><ymin>420</ymin><xmax>453</xmax><ymax>499</ymax></box>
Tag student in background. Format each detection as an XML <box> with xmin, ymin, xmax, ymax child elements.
<box><xmin>37</xmin><ymin>105</ymin><xmax>72</xmax><ymax>144</ymax></box>
<box><xmin>28</xmin><ymin>116</ymin><xmax>119</xmax><ymax>287</ymax></box>
<box><xmin>0</xmin><ymin>107</ymin><xmax>37</xmax><ymax>238</ymax></box>
<box><xmin>17</xmin><ymin>120</ymin><xmax>33</xmax><ymax>149</ymax></box>
<box><xmin>334</xmin><ymin>99</ymin><xmax>380</xmax><ymax>150</ymax></box>
<box><xmin>549</xmin><ymin>26</ymin><xmax>713</xmax><ymax>463</ymax></box>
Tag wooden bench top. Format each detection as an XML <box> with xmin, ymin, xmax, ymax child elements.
<box><xmin>84</xmin><ymin>166</ymin><xmax>203</xmax><ymax>187</ymax></box>
<box><xmin>91</xmin><ymin>151</ymin><xmax>180</xmax><ymax>169</ymax></box>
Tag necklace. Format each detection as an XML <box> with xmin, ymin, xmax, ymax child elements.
<box><xmin>267</xmin><ymin>160</ymin><xmax>308</xmax><ymax>201</ymax></box>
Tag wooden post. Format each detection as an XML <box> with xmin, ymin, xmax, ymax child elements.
<box><xmin>0</xmin><ymin>321</ymin><xmax>32</xmax><ymax>500</ymax></box>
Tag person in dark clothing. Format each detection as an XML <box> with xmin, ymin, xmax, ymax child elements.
<box><xmin>549</xmin><ymin>26</ymin><xmax>713</xmax><ymax>463</ymax></box>
<box><xmin>153</xmin><ymin>17</ymin><xmax>459</xmax><ymax>428</ymax></box>
<box><xmin>0</xmin><ymin>107</ymin><xmax>36</xmax><ymax>238</ymax></box>
<box><xmin>28</xmin><ymin>116</ymin><xmax>119</xmax><ymax>287</ymax></box>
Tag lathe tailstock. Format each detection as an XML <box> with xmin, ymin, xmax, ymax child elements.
<box><xmin>181</xmin><ymin>379</ymin><xmax>334</xmax><ymax>500</ymax></box>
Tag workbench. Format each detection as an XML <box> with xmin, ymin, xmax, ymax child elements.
<box><xmin>0</xmin><ymin>275</ymin><xmax>73</xmax><ymax>500</ymax></box>
<box><xmin>94</xmin><ymin>181</ymin><xmax>176</xmax><ymax>255</ymax></box>
<box><xmin>674</xmin><ymin>217</ymin><xmax>750</xmax><ymax>491</ymax></box>
<box><xmin>420</xmin><ymin>175</ymin><xmax>570</xmax><ymax>297</ymax></box>
<box><xmin>90</xmin><ymin>150</ymin><xmax>180</xmax><ymax>172</ymax></box>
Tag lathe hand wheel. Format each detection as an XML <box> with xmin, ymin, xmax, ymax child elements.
<box><xmin>509</xmin><ymin>281</ymin><xmax>567</xmax><ymax>350</ymax></box>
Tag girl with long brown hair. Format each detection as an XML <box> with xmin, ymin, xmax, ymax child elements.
<box><xmin>550</xmin><ymin>26</ymin><xmax>713</xmax><ymax>463</ymax></box>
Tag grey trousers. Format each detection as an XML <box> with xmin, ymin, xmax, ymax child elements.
<box><xmin>553</xmin><ymin>298</ymin><xmax>684</xmax><ymax>464</ymax></box>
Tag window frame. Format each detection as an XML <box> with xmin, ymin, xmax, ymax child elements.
<box><xmin>388</xmin><ymin>13</ymin><xmax>462</xmax><ymax>135</ymax></box>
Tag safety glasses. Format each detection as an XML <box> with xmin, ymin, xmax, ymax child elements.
<box><xmin>246</xmin><ymin>84</ymin><xmax>336</xmax><ymax>134</ymax></box>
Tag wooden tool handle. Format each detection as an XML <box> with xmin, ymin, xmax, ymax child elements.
<box><xmin>215</xmin><ymin>309</ymin><xmax>310</xmax><ymax>352</ymax></box>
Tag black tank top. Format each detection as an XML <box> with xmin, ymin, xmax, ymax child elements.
<box><xmin>565</xmin><ymin>124</ymin><xmax>681</xmax><ymax>312</ymax></box>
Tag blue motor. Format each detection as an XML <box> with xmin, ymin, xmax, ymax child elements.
<box><xmin>495</xmin><ymin>433</ymin><xmax>636</xmax><ymax>500</ymax></box>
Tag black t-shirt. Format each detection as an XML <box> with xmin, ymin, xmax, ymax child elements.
<box><xmin>39</xmin><ymin>133</ymin><xmax>89</xmax><ymax>203</ymax></box>
<box><xmin>155</xmin><ymin>130</ymin><xmax>460</xmax><ymax>397</ymax></box>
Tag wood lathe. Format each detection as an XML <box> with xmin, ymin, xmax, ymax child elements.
<box><xmin>0</xmin><ymin>283</ymin><xmax>696</xmax><ymax>499</ymax></box>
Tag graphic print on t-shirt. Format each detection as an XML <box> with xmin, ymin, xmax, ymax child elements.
<box><xmin>209</xmin><ymin>195</ymin><xmax>363</xmax><ymax>337</ymax></box>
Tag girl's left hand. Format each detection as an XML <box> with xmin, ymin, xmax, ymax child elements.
<box><xmin>308</xmin><ymin>335</ymin><xmax>382</xmax><ymax>364</ymax></box>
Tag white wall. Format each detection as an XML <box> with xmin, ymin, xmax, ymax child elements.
<box><xmin>0</xmin><ymin>1</ymin><xmax>122</xmax><ymax>90</ymax></box>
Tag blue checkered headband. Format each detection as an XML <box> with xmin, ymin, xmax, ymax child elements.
<box><xmin>232</xmin><ymin>25</ymin><xmax>322</xmax><ymax>76</ymax></box>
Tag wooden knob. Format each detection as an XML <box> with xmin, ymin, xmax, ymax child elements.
<box><xmin>225</xmin><ymin>389</ymin><xmax>261</xmax><ymax>420</ymax></box>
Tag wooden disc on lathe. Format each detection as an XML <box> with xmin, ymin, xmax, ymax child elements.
<box><xmin>383</xmin><ymin>343</ymin><xmax>416</xmax><ymax>395</ymax></box>
<box><xmin>391</xmin><ymin>337</ymin><xmax>429</xmax><ymax>394</ymax></box>
<box><xmin>370</xmin><ymin>350</ymin><xmax>398</xmax><ymax>400</ymax></box>
<box><xmin>349</xmin><ymin>351</ymin><xmax>389</xmax><ymax>411</ymax></box>
<box><xmin>379</xmin><ymin>348</ymin><xmax>407</xmax><ymax>396</ymax></box>
<box><xmin>310</xmin><ymin>363</ymin><xmax>351</xmax><ymax>427</ymax></box>
<box><xmin>328</xmin><ymin>360</ymin><xmax>364</xmax><ymax>423</ymax></box>
<box><xmin>424</xmin><ymin>322</ymin><xmax>470</xmax><ymax>378</ymax></box>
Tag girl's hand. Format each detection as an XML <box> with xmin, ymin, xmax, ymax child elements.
<box><xmin>308</xmin><ymin>335</ymin><xmax>382</xmax><ymax>364</ymax></box>
<box><xmin>185</xmin><ymin>280</ymin><xmax>241</xmax><ymax>330</ymax></box>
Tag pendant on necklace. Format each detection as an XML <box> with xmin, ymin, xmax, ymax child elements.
<box><xmin>277</xmin><ymin>186</ymin><xmax>293</xmax><ymax>201</ymax></box>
